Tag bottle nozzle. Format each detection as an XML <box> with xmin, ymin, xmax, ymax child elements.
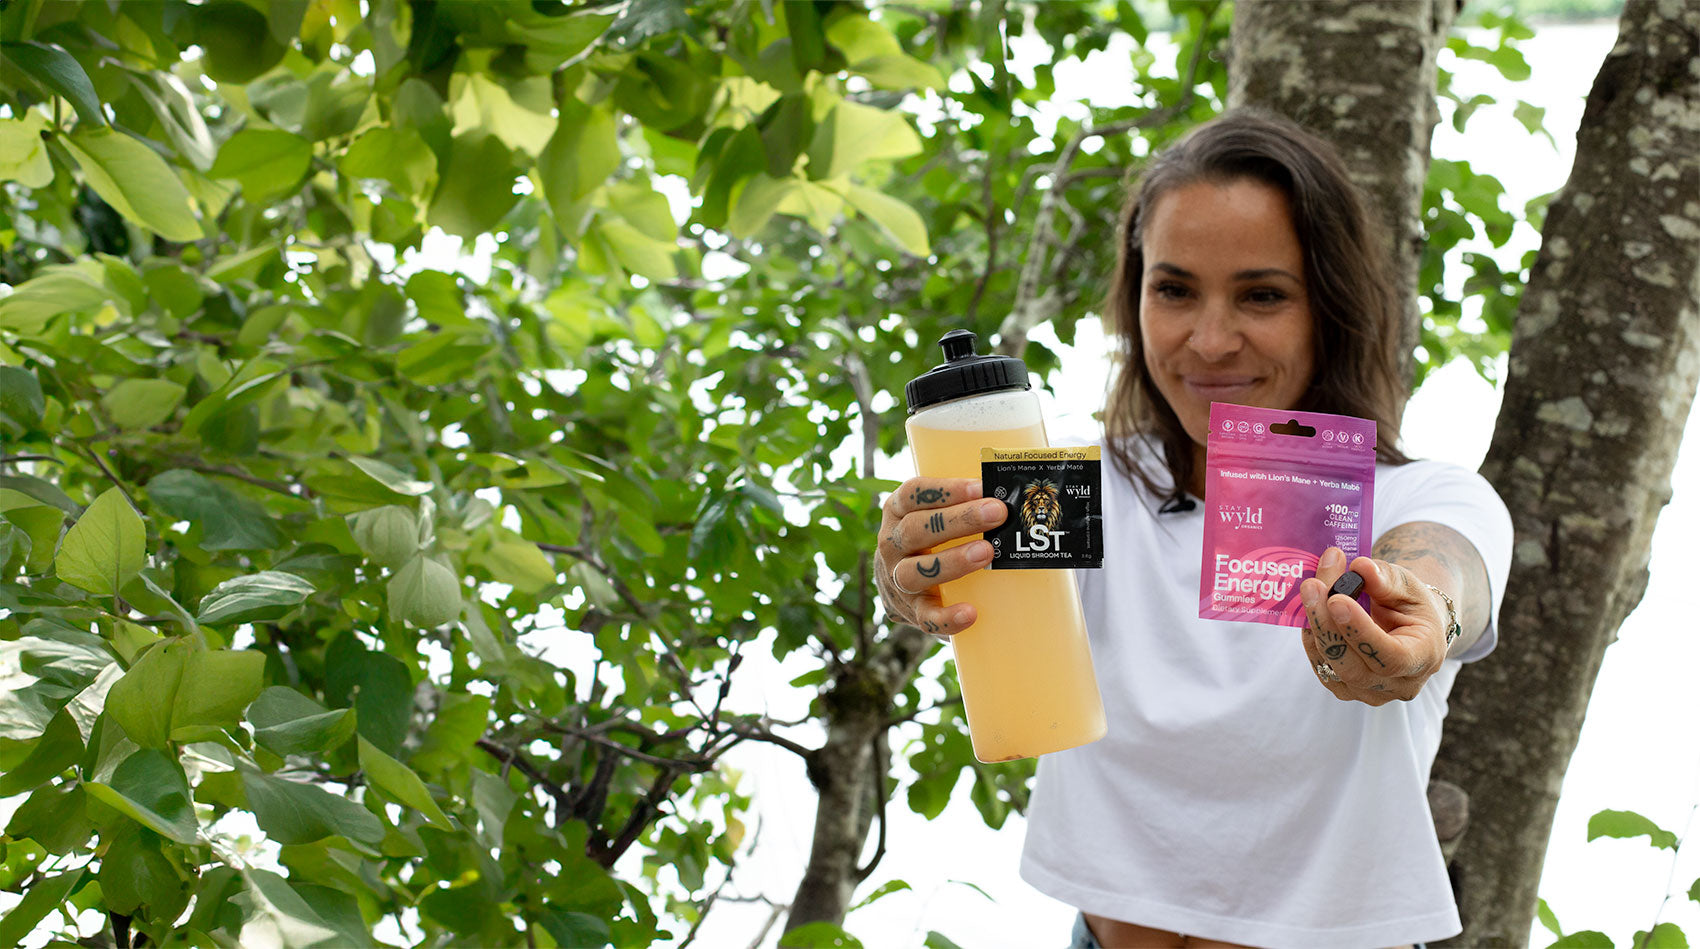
<box><xmin>939</xmin><ymin>329</ymin><xmax>979</xmax><ymax>362</ymax></box>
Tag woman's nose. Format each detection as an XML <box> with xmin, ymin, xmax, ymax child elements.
<box><xmin>1185</xmin><ymin>306</ymin><xmax>1243</xmax><ymax>361</ymax></box>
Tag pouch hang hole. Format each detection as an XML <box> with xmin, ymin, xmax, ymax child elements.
<box><xmin>1270</xmin><ymin>418</ymin><xmax>1316</xmax><ymax>438</ymax></box>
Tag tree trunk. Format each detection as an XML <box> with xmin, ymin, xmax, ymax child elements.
<box><xmin>786</xmin><ymin>630</ymin><xmax>931</xmax><ymax>931</ymax></box>
<box><xmin>1227</xmin><ymin>0</ymin><xmax>1459</xmax><ymax>381</ymax></box>
<box><xmin>1432</xmin><ymin>3</ymin><xmax>1700</xmax><ymax>945</ymax></box>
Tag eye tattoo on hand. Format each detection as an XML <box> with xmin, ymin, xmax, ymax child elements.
<box><xmin>1310</xmin><ymin>609</ymin><xmax>1348</xmax><ymax>660</ymax></box>
<box><xmin>915</xmin><ymin>488</ymin><xmax>948</xmax><ymax>504</ymax></box>
<box><xmin>917</xmin><ymin>557</ymin><xmax>941</xmax><ymax>579</ymax></box>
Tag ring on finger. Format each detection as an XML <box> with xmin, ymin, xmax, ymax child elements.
<box><xmin>891</xmin><ymin>562</ymin><xmax>921</xmax><ymax>597</ymax></box>
<box><xmin>1315</xmin><ymin>661</ymin><xmax>1341</xmax><ymax>683</ymax></box>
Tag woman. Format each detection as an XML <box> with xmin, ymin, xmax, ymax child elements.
<box><xmin>873</xmin><ymin>110</ymin><xmax>1512</xmax><ymax>948</ymax></box>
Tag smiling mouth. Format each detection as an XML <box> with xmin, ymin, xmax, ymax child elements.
<box><xmin>1183</xmin><ymin>378</ymin><xmax>1260</xmax><ymax>395</ymax></box>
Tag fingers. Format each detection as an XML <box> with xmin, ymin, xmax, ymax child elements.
<box><xmin>883</xmin><ymin>494</ymin><xmax>1007</xmax><ymax>561</ymax></box>
<box><xmin>893</xmin><ymin>540</ymin><xmax>994</xmax><ymax>600</ymax></box>
<box><xmin>881</xmin><ymin>477</ymin><xmax>983</xmax><ymax>523</ymax></box>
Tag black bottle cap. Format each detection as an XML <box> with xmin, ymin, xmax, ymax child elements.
<box><xmin>903</xmin><ymin>329</ymin><xmax>1030</xmax><ymax>414</ymax></box>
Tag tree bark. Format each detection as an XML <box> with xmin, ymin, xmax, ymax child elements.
<box><xmin>1227</xmin><ymin>0</ymin><xmax>1460</xmax><ymax>383</ymax></box>
<box><xmin>785</xmin><ymin>629</ymin><xmax>931</xmax><ymax>931</ymax></box>
<box><xmin>1432</xmin><ymin>3</ymin><xmax>1700</xmax><ymax>945</ymax></box>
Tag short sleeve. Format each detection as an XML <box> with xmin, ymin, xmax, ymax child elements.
<box><xmin>1372</xmin><ymin>461</ymin><xmax>1513</xmax><ymax>662</ymax></box>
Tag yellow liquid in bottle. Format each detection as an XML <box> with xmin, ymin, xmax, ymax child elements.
<box><xmin>907</xmin><ymin>415</ymin><xmax>1107</xmax><ymax>762</ymax></box>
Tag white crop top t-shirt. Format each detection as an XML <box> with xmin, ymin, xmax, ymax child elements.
<box><xmin>1019</xmin><ymin>435</ymin><xmax>1512</xmax><ymax>949</ymax></box>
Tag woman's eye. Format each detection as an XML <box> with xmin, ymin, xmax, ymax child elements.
<box><xmin>1246</xmin><ymin>288</ymin><xmax>1288</xmax><ymax>306</ymax></box>
<box><xmin>1150</xmin><ymin>282</ymin><xmax>1190</xmax><ymax>300</ymax></box>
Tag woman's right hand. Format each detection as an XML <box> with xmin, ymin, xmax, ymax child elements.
<box><xmin>873</xmin><ymin>477</ymin><xmax>1008</xmax><ymax>637</ymax></box>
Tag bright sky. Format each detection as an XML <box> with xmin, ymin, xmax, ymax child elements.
<box><xmin>684</xmin><ymin>17</ymin><xmax>1700</xmax><ymax>949</ymax></box>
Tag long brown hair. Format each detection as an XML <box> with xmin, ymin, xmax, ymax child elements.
<box><xmin>1102</xmin><ymin>109</ymin><xmax>1411</xmax><ymax>506</ymax></box>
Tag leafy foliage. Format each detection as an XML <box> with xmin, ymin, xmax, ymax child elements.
<box><xmin>0</xmin><ymin>0</ymin><xmax>1537</xmax><ymax>946</ymax></box>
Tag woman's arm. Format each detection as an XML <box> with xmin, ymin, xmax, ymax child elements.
<box><xmin>1298</xmin><ymin>520</ymin><xmax>1494</xmax><ymax>705</ymax></box>
<box><xmin>1371</xmin><ymin>519</ymin><xmax>1494</xmax><ymax>658</ymax></box>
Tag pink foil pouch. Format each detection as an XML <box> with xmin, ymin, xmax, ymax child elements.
<box><xmin>1199</xmin><ymin>403</ymin><xmax>1376</xmax><ymax>627</ymax></box>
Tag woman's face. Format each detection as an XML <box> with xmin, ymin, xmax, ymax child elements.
<box><xmin>1138</xmin><ymin>177</ymin><xmax>1316</xmax><ymax>449</ymax></box>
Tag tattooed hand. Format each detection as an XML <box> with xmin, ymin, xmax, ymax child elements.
<box><xmin>874</xmin><ymin>477</ymin><xmax>1008</xmax><ymax>638</ymax></box>
<box><xmin>1297</xmin><ymin>546</ymin><xmax>1456</xmax><ymax>707</ymax></box>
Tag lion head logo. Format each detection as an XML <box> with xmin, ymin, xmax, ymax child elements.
<box><xmin>1020</xmin><ymin>480</ymin><xmax>1061</xmax><ymax>533</ymax></box>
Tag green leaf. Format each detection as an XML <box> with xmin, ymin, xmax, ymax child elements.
<box><xmin>0</xmin><ymin>110</ymin><xmax>54</xmax><ymax>187</ymax></box>
<box><xmin>105</xmin><ymin>637</ymin><xmax>188</xmax><ymax>747</ymax></box>
<box><xmin>2</xmin><ymin>41</ymin><xmax>104</xmax><ymax>126</ymax></box>
<box><xmin>1690</xmin><ymin>877</ymin><xmax>1700</xmax><ymax>904</ymax></box>
<box><xmin>0</xmin><ymin>473</ymin><xmax>78</xmax><ymax>514</ymax></box>
<box><xmin>540</xmin><ymin>100</ymin><xmax>619</xmax><ymax>217</ymax></box>
<box><xmin>0</xmin><ymin>867</ymin><xmax>85</xmax><ymax>949</ymax></box>
<box><xmin>197</xmin><ymin>570</ymin><xmax>316</xmax><ymax>625</ymax></box>
<box><xmin>923</xmin><ymin>932</ymin><xmax>966</xmax><ymax>949</ymax></box>
<box><xmin>340</xmin><ymin>125</ymin><xmax>437</xmax><ymax>197</ymax></box>
<box><xmin>1537</xmin><ymin>897</ymin><xmax>1564</xmax><ymax>937</ymax></box>
<box><xmin>323</xmin><ymin>635</ymin><xmax>411</xmax><ymax>756</ymax></box>
<box><xmin>412</xmin><ymin>692</ymin><xmax>492</xmax><ymax>773</ymax></box>
<box><xmin>427</xmin><ymin>132</ymin><xmax>519</xmax><ymax>238</ymax></box>
<box><xmin>845</xmin><ymin>184</ymin><xmax>929</xmax><ymax>256</ymax></box>
<box><xmin>236</xmin><ymin>868</ymin><xmax>346</xmax><ymax>949</ymax></box>
<box><xmin>0</xmin><ymin>263</ymin><xmax>111</xmax><ymax>333</ymax></box>
<box><xmin>209</xmin><ymin>127</ymin><xmax>313</xmax><ymax>202</ymax></box>
<box><xmin>387</xmin><ymin>554</ymin><xmax>462</xmax><ymax>628</ymax></box>
<box><xmin>127</xmin><ymin>70</ymin><xmax>216</xmax><ymax>170</ymax></box>
<box><xmin>349</xmin><ymin>456</ymin><xmax>433</xmax><ymax>496</ymax></box>
<box><xmin>1588</xmin><ymin>809</ymin><xmax>1678</xmax><ymax>850</ymax></box>
<box><xmin>808</xmin><ymin>101</ymin><xmax>922</xmax><ymax>179</ymax></box>
<box><xmin>147</xmin><ymin>469</ymin><xmax>285</xmax><ymax>551</ymax></box>
<box><xmin>0</xmin><ymin>365</ymin><xmax>45</xmax><ymax>430</ymax></box>
<box><xmin>848</xmin><ymin>879</ymin><xmax>911</xmax><ymax>913</ymax></box>
<box><xmin>0</xmin><ymin>707</ymin><xmax>82</xmax><ymax>795</ymax></box>
<box><xmin>5</xmin><ymin>781</ymin><xmax>94</xmax><ymax>854</ymax></box>
<box><xmin>1634</xmin><ymin>923</ymin><xmax>1688</xmax><ymax>949</ymax></box>
<box><xmin>598</xmin><ymin>217</ymin><xmax>678</xmax><ymax>281</ymax></box>
<box><xmin>100</xmin><ymin>819</ymin><xmax>189</xmax><ymax>917</ymax></box>
<box><xmin>85</xmin><ymin>747</ymin><xmax>199</xmax><ymax>844</ymax></box>
<box><xmin>242</xmin><ymin>768</ymin><xmax>386</xmax><ymax>845</ymax></box>
<box><xmin>476</xmin><ymin>531</ymin><xmax>558</xmax><ymax>594</ymax></box>
<box><xmin>358</xmin><ymin>736</ymin><xmax>452</xmax><ymax>830</ymax></box>
<box><xmin>539</xmin><ymin>909</ymin><xmax>611</xmax><ymax>949</ymax></box>
<box><xmin>449</xmin><ymin>71</ymin><xmax>556</xmax><ymax>155</ymax></box>
<box><xmin>1548</xmin><ymin>933</ymin><xmax>1614</xmax><ymax>948</ymax></box>
<box><xmin>173</xmin><ymin>648</ymin><xmax>265</xmax><ymax>736</ymax></box>
<box><xmin>780</xmin><ymin>921</ymin><xmax>864</xmax><ymax>949</ymax></box>
<box><xmin>100</xmin><ymin>377</ymin><xmax>187</xmax><ymax>430</ymax></box>
<box><xmin>248</xmin><ymin>686</ymin><xmax>357</xmax><ymax>756</ymax></box>
<box><xmin>63</xmin><ymin>127</ymin><xmax>201</xmax><ymax>241</ymax></box>
<box><xmin>55</xmin><ymin>485</ymin><xmax>145</xmax><ymax>595</ymax></box>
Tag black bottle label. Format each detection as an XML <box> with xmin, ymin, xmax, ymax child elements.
<box><xmin>980</xmin><ymin>446</ymin><xmax>1103</xmax><ymax>570</ymax></box>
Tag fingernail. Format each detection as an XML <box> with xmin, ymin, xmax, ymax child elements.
<box><xmin>954</xmin><ymin>606</ymin><xmax>973</xmax><ymax>626</ymax></box>
<box><xmin>981</xmin><ymin>499</ymin><xmax>1005</xmax><ymax>521</ymax></box>
<box><xmin>1328</xmin><ymin>599</ymin><xmax>1351</xmax><ymax>624</ymax></box>
<box><xmin>1300</xmin><ymin>583</ymin><xmax>1317</xmax><ymax>609</ymax></box>
<box><xmin>967</xmin><ymin>480</ymin><xmax>984</xmax><ymax>500</ymax></box>
<box><xmin>1321</xmin><ymin>548</ymin><xmax>1343</xmax><ymax>570</ymax></box>
<box><xmin>967</xmin><ymin>540</ymin><xmax>993</xmax><ymax>563</ymax></box>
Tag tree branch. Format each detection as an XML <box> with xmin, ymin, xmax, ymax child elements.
<box><xmin>475</xmin><ymin>738</ymin><xmax>573</xmax><ymax>815</ymax></box>
<box><xmin>885</xmin><ymin>693</ymin><xmax>963</xmax><ymax>728</ymax></box>
<box><xmin>854</xmin><ymin>733</ymin><xmax>890</xmax><ymax>882</ymax></box>
<box><xmin>995</xmin><ymin>0</ymin><xmax>1220</xmax><ymax>356</ymax></box>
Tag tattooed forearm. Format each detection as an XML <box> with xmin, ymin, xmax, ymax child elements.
<box><xmin>1372</xmin><ymin>520</ymin><xmax>1493</xmax><ymax>648</ymax></box>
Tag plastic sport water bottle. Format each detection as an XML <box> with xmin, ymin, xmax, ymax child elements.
<box><xmin>903</xmin><ymin>329</ymin><xmax>1106</xmax><ymax>762</ymax></box>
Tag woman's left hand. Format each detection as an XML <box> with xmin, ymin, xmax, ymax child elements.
<box><xmin>1299</xmin><ymin>546</ymin><xmax>1451</xmax><ymax>706</ymax></box>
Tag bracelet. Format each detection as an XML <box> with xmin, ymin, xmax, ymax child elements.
<box><xmin>1427</xmin><ymin>584</ymin><xmax>1461</xmax><ymax>653</ymax></box>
